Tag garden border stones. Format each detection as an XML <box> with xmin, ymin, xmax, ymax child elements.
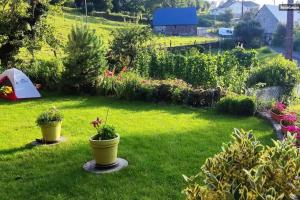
<box><xmin>83</xmin><ymin>158</ymin><xmax>128</xmax><ymax>174</ymax></box>
<box><xmin>30</xmin><ymin>136</ymin><xmax>67</xmax><ymax>146</ymax></box>
<box><xmin>257</xmin><ymin>111</ymin><xmax>284</xmax><ymax>140</ymax></box>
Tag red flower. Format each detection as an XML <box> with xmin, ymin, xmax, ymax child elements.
<box><xmin>91</xmin><ymin>117</ymin><xmax>102</xmax><ymax>128</ymax></box>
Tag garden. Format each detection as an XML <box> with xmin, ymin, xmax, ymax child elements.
<box><xmin>1</xmin><ymin>1</ymin><xmax>300</xmax><ymax>199</ymax></box>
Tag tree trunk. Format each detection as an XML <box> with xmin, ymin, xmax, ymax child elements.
<box><xmin>285</xmin><ymin>0</ymin><xmax>294</xmax><ymax>60</ymax></box>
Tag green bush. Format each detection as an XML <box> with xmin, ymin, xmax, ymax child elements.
<box><xmin>230</xmin><ymin>47</ymin><xmax>258</xmax><ymax>68</ymax></box>
<box><xmin>272</xmin><ymin>24</ymin><xmax>286</xmax><ymax>47</ymax></box>
<box><xmin>62</xmin><ymin>25</ymin><xmax>107</xmax><ymax>94</ymax></box>
<box><xmin>247</xmin><ymin>55</ymin><xmax>300</xmax><ymax>95</ymax></box>
<box><xmin>183</xmin><ymin>129</ymin><xmax>300</xmax><ymax>200</ymax></box>
<box><xmin>216</xmin><ymin>96</ymin><xmax>256</xmax><ymax>116</ymax></box>
<box><xmin>21</xmin><ymin>58</ymin><xmax>63</xmax><ymax>91</ymax></box>
<box><xmin>198</xmin><ymin>17</ymin><xmax>214</xmax><ymax>27</ymax></box>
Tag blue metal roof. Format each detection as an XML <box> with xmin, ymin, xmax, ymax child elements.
<box><xmin>153</xmin><ymin>7</ymin><xmax>198</xmax><ymax>26</ymax></box>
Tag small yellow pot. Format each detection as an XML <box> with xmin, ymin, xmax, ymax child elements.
<box><xmin>40</xmin><ymin>121</ymin><xmax>62</xmax><ymax>142</ymax></box>
<box><xmin>89</xmin><ymin>134</ymin><xmax>120</xmax><ymax>166</ymax></box>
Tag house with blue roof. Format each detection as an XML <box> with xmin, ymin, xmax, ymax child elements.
<box><xmin>153</xmin><ymin>7</ymin><xmax>198</xmax><ymax>36</ymax></box>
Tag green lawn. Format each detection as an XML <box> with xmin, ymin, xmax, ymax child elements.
<box><xmin>0</xmin><ymin>95</ymin><xmax>274</xmax><ymax>200</ymax></box>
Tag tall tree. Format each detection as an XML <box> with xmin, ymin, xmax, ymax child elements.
<box><xmin>285</xmin><ymin>0</ymin><xmax>294</xmax><ymax>60</ymax></box>
<box><xmin>0</xmin><ymin>0</ymin><xmax>60</xmax><ymax>67</ymax></box>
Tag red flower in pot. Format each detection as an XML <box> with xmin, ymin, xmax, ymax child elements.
<box><xmin>270</xmin><ymin>102</ymin><xmax>286</xmax><ymax>122</ymax></box>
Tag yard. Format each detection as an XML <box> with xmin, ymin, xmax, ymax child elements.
<box><xmin>0</xmin><ymin>95</ymin><xmax>274</xmax><ymax>200</ymax></box>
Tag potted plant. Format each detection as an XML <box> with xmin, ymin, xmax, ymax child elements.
<box><xmin>280</xmin><ymin>113</ymin><xmax>298</xmax><ymax>134</ymax></box>
<box><xmin>270</xmin><ymin>102</ymin><xmax>286</xmax><ymax>122</ymax></box>
<box><xmin>36</xmin><ymin>107</ymin><xmax>63</xmax><ymax>142</ymax></box>
<box><xmin>89</xmin><ymin>117</ymin><xmax>120</xmax><ymax>166</ymax></box>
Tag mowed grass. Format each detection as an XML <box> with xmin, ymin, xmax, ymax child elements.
<box><xmin>0</xmin><ymin>95</ymin><xmax>274</xmax><ymax>200</ymax></box>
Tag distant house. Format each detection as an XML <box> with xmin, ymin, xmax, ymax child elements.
<box><xmin>255</xmin><ymin>5</ymin><xmax>300</xmax><ymax>44</ymax></box>
<box><xmin>211</xmin><ymin>0</ymin><xmax>259</xmax><ymax>18</ymax></box>
<box><xmin>152</xmin><ymin>7</ymin><xmax>198</xmax><ymax>36</ymax></box>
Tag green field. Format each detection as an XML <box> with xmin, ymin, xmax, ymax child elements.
<box><xmin>18</xmin><ymin>11</ymin><xmax>218</xmax><ymax>61</ymax></box>
<box><xmin>0</xmin><ymin>95</ymin><xmax>274</xmax><ymax>199</ymax></box>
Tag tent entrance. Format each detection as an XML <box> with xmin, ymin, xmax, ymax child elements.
<box><xmin>0</xmin><ymin>76</ymin><xmax>17</xmax><ymax>100</ymax></box>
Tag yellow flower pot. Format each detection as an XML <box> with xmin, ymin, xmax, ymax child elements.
<box><xmin>40</xmin><ymin>121</ymin><xmax>62</xmax><ymax>142</ymax></box>
<box><xmin>89</xmin><ymin>134</ymin><xmax>120</xmax><ymax>166</ymax></box>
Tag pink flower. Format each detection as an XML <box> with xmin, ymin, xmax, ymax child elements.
<box><xmin>286</xmin><ymin>125</ymin><xmax>300</xmax><ymax>133</ymax></box>
<box><xmin>282</xmin><ymin>113</ymin><xmax>297</xmax><ymax>123</ymax></box>
<box><xmin>275</xmin><ymin>102</ymin><xmax>286</xmax><ymax>112</ymax></box>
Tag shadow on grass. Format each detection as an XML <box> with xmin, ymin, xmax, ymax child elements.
<box><xmin>0</xmin><ymin>143</ymin><xmax>34</xmax><ymax>156</ymax></box>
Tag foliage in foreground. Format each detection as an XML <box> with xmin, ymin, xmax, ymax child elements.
<box><xmin>183</xmin><ymin>129</ymin><xmax>300</xmax><ymax>200</ymax></box>
<box><xmin>62</xmin><ymin>25</ymin><xmax>107</xmax><ymax>94</ymax></box>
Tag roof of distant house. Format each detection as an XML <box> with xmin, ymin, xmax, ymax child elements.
<box><xmin>219</xmin><ymin>0</ymin><xmax>259</xmax><ymax>9</ymax></box>
<box><xmin>261</xmin><ymin>4</ymin><xmax>300</xmax><ymax>24</ymax></box>
<box><xmin>153</xmin><ymin>7</ymin><xmax>198</xmax><ymax>26</ymax></box>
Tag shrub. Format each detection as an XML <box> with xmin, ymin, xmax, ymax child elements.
<box><xmin>62</xmin><ymin>25</ymin><xmax>107</xmax><ymax>94</ymax></box>
<box><xmin>183</xmin><ymin>129</ymin><xmax>300</xmax><ymax>199</ymax></box>
<box><xmin>216</xmin><ymin>96</ymin><xmax>256</xmax><ymax>116</ymax></box>
<box><xmin>272</xmin><ymin>24</ymin><xmax>286</xmax><ymax>47</ymax></box>
<box><xmin>36</xmin><ymin>107</ymin><xmax>63</xmax><ymax>126</ymax></box>
<box><xmin>229</xmin><ymin>47</ymin><xmax>258</xmax><ymax>68</ymax></box>
<box><xmin>198</xmin><ymin>17</ymin><xmax>214</xmax><ymax>27</ymax></box>
<box><xmin>22</xmin><ymin>58</ymin><xmax>63</xmax><ymax>91</ymax></box>
<box><xmin>247</xmin><ymin>55</ymin><xmax>300</xmax><ymax>95</ymax></box>
<box><xmin>109</xmin><ymin>26</ymin><xmax>152</xmax><ymax>69</ymax></box>
<box><xmin>234</xmin><ymin>20</ymin><xmax>264</xmax><ymax>48</ymax></box>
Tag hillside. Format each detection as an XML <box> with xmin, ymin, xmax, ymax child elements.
<box><xmin>17</xmin><ymin>11</ymin><xmax>217</xmax><ymax>61</ymax></box>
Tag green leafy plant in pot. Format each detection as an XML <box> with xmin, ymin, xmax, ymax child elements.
<box><xmin>89</xmin><ymin>113</ymin><xmax>119</xmax><ymax>166</ymax></box>
<box><xmin>36</xmin><ymin>107</ymin><xmax>63</xmax><ymax>142</ymax></box>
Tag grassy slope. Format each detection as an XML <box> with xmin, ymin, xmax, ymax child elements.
<box><xmin>19</xmin><ymin>12</ymin><xmax>217</xmax><ymax>61</ymax></box>
<box><xmin>0</xmin><ymin>95</ymin><xmax>273</xmax><ymax>200</ymax></box>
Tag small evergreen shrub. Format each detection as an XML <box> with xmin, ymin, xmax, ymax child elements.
<box><xmin>62</xmin><ymin>25</ymin><xmax>107</xmax><ymax>94</ymax></box>
<box><xmin>183</xmin><ymin>129</ymin><xmax>300</xmax><ymax>200</ymax></box>
<box><xmin>216</xmin><ymin>96</ymin><xmax>256</xmax><ymax>116</ymax></box>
